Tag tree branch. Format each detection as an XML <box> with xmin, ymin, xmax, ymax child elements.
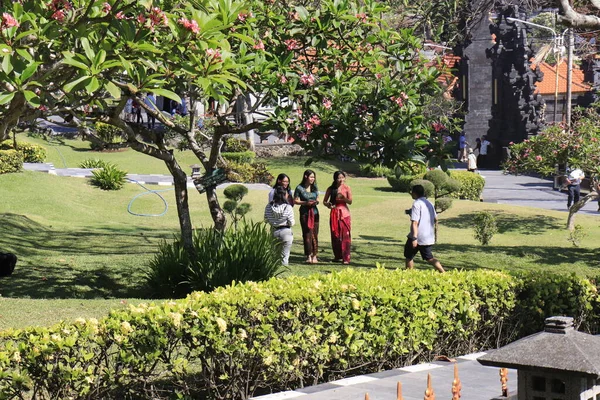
<box><xmin>558</xmin><ymin>0</ymin><xmax>600</xmax><ymax>28</ymax></box>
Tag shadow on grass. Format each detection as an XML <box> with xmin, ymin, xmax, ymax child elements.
<box><xmin>0</xmin><ymin>213</ymin><xmax>173</xmax><ymax>299</ymax></box>
<box><xmin>373</xmin><ymin>186</ymin><xmax>399</xmax><ymax>193</ymax></box>
<box><xmin>440</xmin><ymin>210</ymin><xmax>563</xmax><ymax>235</ymax></box>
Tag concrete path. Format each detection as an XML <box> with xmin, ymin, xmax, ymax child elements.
<box><xmin>480</xmin><ymin>169</ymin><xmax>598</xmax><ymax>215</ymax></box>
<box><xmin>251</xmin><ymin>353</ymin><xmax>517</xmax><ymax>400</ymax></box>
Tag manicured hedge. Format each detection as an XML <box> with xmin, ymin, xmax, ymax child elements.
<box><xmin>222</xmin><ymin>151</ymin><xmax>256</xmax><ymax>164</ymax></box>
<box><xmin>449</xmin><ymin>170</ymin><xmax>485</xmax><ymax>201</ymax></box>
<box><xmin>0</xmin><ymin>269</ymin><xmax>597</xmax><ymax>399</ymax></box>
<box><xmin>0</xmin><ymin>140</ymin><xmax>47</xmax><ymax>163</ymax></box>
<box><xmin>0</xmin><ymin>150</ymin><xmax>23</xmax><ymax>174</ymax></box>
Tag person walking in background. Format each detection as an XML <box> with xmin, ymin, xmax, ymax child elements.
<box><xmin>565</xmin><ymin>167</ymin><xmax>585</xmax><ymax>209</ymax></box>
<box><xmin>264</xmin><ymin>186</ymin><xmax>295</xmax><ymax>266</ymax></box>
<box><xmin>124</xmin><ymin>98</ymin><xmax>134</xmax><ymax>122</ymax></box>
<box><xmin>478</xmin><ymin>136</ymin><xmax>491</xmax><ymax>169</ymax></box>
<box><xmin>467</xmin><ymin>148</ymin><xmax>478</xmax><ymax>172</ymax></box>
<box><xmin>324</xmin><ymin>171</ymin><xmax>352</xmax><ymax>264</ymax></box>
<box><xmin>133</xmin><ymin>100</ymin><xmax>143</xmax><ymax>124</ymax></box>
<box><xmin>458</xmin><ymin>132</ymin><xmax>468</xmax><ymax>162</ymax></box>
<box><xmin>144</xmin><ymin>93</ymin><xmax>157</xmax><ymax>130</ymax></box>
<box><xmin>294</xmin><ymin>169</ymin><xmax>320</xmax><ymax>264</ymax></box>
<box><xmin>268</xmin><ymin>173</ymin><xmax>294</xmax><ymax>206</ymax></box>
<box><xmin>405</xmin><ymin>185</ymin><xmax>445</xmax><ymax>273</ymax></box>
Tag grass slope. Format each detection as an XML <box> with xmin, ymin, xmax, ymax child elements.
<box><xmin>2</xmin><ymin>140</ymin><xmax>600</xmax><ymax>329</ymax></box>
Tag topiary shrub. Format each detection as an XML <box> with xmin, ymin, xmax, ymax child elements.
<box><xmin>473</xmin><ymin>211</ymin><xmax>498</xmax><ymax>245</ymax></box>
<box><xmin>409</xmin><ymin>178</ymin><xmax>435</xmax><ymax>198</ymax></box>
<box><xmin>91</xmin><ymin>122</ymin><xmax>126</xmax><ymax>150</ymax></box>
<box><xmin>394</xmin><ymin>160</ymin><xmax>427</xmax><ymax>177</ymax></box>
<box><xmin>449</xmin><ymin>170</ymin><xmax>485</xmax><ymax>201</ymax></box>
<box><xmin>90</xmin><ymin>162</ymin><xmax>127</xmax><ymax>190</ymax></box>
<box><xmin>221</xmin><ymin>151</ymin><xmax>256</xmax><ymax>164</ymax></box>
<box><xmin>0</xmin><ymin>150</ymin><xmax>23</xmax><ymax>174</ymax></box>
<box><xmin>79</xmin><ymin>159</ymin><xmax>108</xmax><ymax>169</ymax></box>
<box><xmin>422</xmin><ymin>169</ymin><xmax>461</xmax><ymax>213</ymax></box>
<box><xmin>223</xmin><ymin>184</ymin><xmax>252</xmax><ymax>229</ymax></box>
<box><xmin>145</xmin><ymin>221</ymin><xmax>282</xmax><ymax>298</ymax></box>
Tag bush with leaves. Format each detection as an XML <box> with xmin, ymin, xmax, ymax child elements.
<box><xmin>91</xmin><ymin>163</ymin><xmax>127</xmax><ymax>190</ymax></box>
<box><xmin>1</xmin><ymin>140</ymin><xmax>46</xmax><ymax>163</ymax></box>
<box><xmin>222</xmin><ymin>137</ymin><xmax>250</xmax><ymax>153</ymax></box>
<box><xmin>388</xmin><ymin>174</ymin><xmax>421</xmax><ymax>192</ymax></box>
<box><xmin>473</xmin><ymin>211</ymin><xmax>498</xmax><ymax>245</ymax></box>
<box><xmin>449</xmin><ymin>170</ymin><xmax>485</xmax><ymax>201</ymax></box>
<box><xmin>223</xmin><ymin>184</ymin><xmax>252</xmax><ymax>230</ymax></box>
<box><xmin>222</xmin><ymin>151</ymin><xmax>256</xmax><ymax>164</ymax></box>
<box><xmin>0</xmin><ymin>150</ymin><xmax>23</xmax><ymax>174</ymax></box>
<box><xmin>409</xmin><ymin>178</ymin><xmax>435</xmax><ymax>198</ymax></box>
<box><xmin>91</xmin><ymin>123</ymin><xmax>126</xmax><ymax>150</ymax></box>
<box><xmin>359</xmin><ymin>163</ymin><xmax>393</xmax><ymax>177</ymax></box>
<box><xmin>226</xmin><ymin>161</ymin><xmax>273</xmax><ymax>184</ymax></box>
<box><xmin>145</xmin><ymin>221</ymin><xmax>281</xmax><ymax>298</ymax></box>
<box><xmin>79</xmin><ymin>159</ymin><xmax>108</xmax><ymax>169</ymax></box>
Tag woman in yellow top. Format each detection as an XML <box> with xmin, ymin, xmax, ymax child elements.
<box><xmin>323</xmin><ymin>171</ymin><xmax>352</xmax><ymax>264</ymax></box>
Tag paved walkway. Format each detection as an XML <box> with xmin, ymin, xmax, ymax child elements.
<box><xmin>251</xmin><ymin>352</ymin><xmax>517</xmax><ymax>400</ymax></box>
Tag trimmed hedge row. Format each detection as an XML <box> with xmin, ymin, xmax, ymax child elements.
<box><xmin>0</xmin><ymin>140</ymin><xmax>46</xmax><ymax>163</ymax></box>
<box><xmin>0</xmin><ymin>269</ymin><xmax>597</xmax><ymax>399</ymax></box>
<box><xmin>388</xmin><ymin>170</ymin><xmax>485</xmax><ymax>201</ymax></box>
<box><xmin>0</xmin><ymin>150</ymin><xmax>23</xmax><ymax>174</ymax></box>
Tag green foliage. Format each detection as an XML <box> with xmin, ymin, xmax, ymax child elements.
<box><xmin>90</xmin><ymin>163</ymin><xmax>127</xmax><ymax>191</ymax></box>
<box><xmin>359</xmin><ymin>163</ymin><xmax>393</xmax><ymax>177</ymax></box>
<box><xmin>409</xmin><ymin>178</ymin><xmax>435</xmax><ymax>198</ymax></box>
<box><xmin>568</xmin><ymin>224</ymin><xmax>587</xmax><ymax>247</ymax></box>
<box><xmin>145</xmin><ymin>221</ymin><xmax>281</xmax><ymax>298</ymax></box>
<box><xmin>93</xmin><ymin>122</ymin><xmax>125</xmax><ymax>144</ymax></box>
<box><xmin>79</xmin><ymin>159</ymin><xmax>108</xmax><ymax>169</ymax></box>
<box><xmin>4</xmin><ymin>269</ymin><xmax>600</xmax><ymax>399</ymax></box>
<box><xmin>394</xmin><ymin>160</ymin><xmax>427</xmax><ymax>178</ymax></box>
<box><xmin>449</xmin><ymin>170</ymin><xmax>485</xmax><ymax>201</ymax></box>
<box><xmin>222</xmin><ymin>137</ymin><xmax>250</xmax><ymax>153</ymax></box>
<box><xmin>0</xmin><ymin>149</ymin><xmax>23</xmax><ymax>174</ymax></box>
<box><xmin>504</xmin><ymin>107</ymin><xmax>600</xmax><ymax>177</ymax></box>
<box><xmin>223</xmin><ymin>184</ymin><xmax>251</xmax><ymax>229</ymax></box>
<box><xmin>222</xmin><ymin>151</ymin><xmax>256</xmax><ymax>164</ymax></box>
<box><xmin>1</xmin><ymin>140</ymin><xmax>46</xmax><ymax>163</ymax></box>
<box><xmin>226</xmin><ymin>161</ymin><xmax>273</xmax><ymax>184</ymax></box>
<box><xmin>513</xmin><ymin>272</ymin><xmax>597</xmax><ymax>336</ymax></box>
<box><xmin>473</xmin><ymin>211</ymin><xmax>498</xmax><ymax>246</ymax></box>
<box><xmin>422</xmin><ymin>169</ymin><xmax>460</xmax><ymax>213</ymax></box>
<box><xmin>387</xmin><ymin>175</ymin><xmax>422</xmax><ymax>192</ymax></box>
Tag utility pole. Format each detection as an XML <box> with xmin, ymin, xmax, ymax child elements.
<box><xmin>565</xmin><ymin>28</ymin><xmax>574</xmax><ymax>129</ymax></box>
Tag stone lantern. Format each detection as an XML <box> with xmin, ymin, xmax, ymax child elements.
<box><xmin>478</xmin><ymin>316</ymin><xmax>600</xmax><ymax>400</ymax></box>
<box><xmin>190</xmin><ymin>164</ymin><xmax>202</xmax><ymax>179</ymax></box>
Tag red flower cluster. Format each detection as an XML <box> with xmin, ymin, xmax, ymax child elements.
<box><xmin>355</xmin><ymin>13</ymin><xmax>367</xmax><ymax>22</ymax></box>
<box><xmin>206</xmin><ymin>48</ymin><xmax>222</xmax><ymax>62</ymax></box>
<box><xmin>1</xmin><ymin>12</ymin><xmax>19</xmax><ymax>28</ymax></box>
<box><xmin>178</xmin><ymin>18</ymin><xmax>199</xmax><ymax>34</ymax></box>
<box><xmin>299</xmin><ymin>73</ymin><xmax>315</xmax><ymax>86</ymax></box>
<box><xmin>102</xmin><ymin>2</ymin><xmax>111</xmax><ymax>13</ymax></box>
<box><xmin>237</xmin><ymin>12</ymin><xmax>252</xmax><ymax>22</ymax></box>
<box><xmin>284</xmin><ymin>38</ymin><xmax>300</xmax><ymax>51</ymax></box>
<box><xmin>149</xmin><ymin>7</ymin><xmax>168</xmax><ymax>28</ymax></box>
<box><xmin>391</xmin><ymin>92</ymin><xmax>408</xmax><ymax>107</ymax></box>
<box><xmin>253</xmin><ymin>40</ymin><xmax>265</xmax><ymax>50</ymax></box>
<box><xmin>432</xmin><ymin>122</ymin><xmax>445</xmax><ymax>132</ymax></box>
<box><xmin>322</xmin><ymin>98</ymin><xmax>332</xmax><ymax>109</ymax></box>
<box><xmin>304</xmin><ymin>115</ymin><xmax>321</xmax><ymax>131</ymax></box>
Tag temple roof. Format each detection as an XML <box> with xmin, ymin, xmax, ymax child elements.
<box><xmin>533</xmin><ymin>62</ymin><xmax>591</xmax><ymax>95</ymax></box>
<box><xmin>478</xmin><ymin>317</ymin><xmax>600</xmax><ymax>377</ymax></box>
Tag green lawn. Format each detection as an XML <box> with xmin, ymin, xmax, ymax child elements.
<box><xmin>2</xmin><ymin>139</ymin><xmax>600</xmax><ymax>329</ymax></box>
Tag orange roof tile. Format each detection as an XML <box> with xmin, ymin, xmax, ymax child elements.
<box><xmin>533</xmin><ymin>62</ymin><xmax>591</xmax><ymax>95</ymax></box>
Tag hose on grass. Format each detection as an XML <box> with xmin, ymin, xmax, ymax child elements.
<box><xmin>127</xmin><ymin>179</ymin><xmax>173</xmax><ymax>217</ymax></box>
<box><xmin>45</xmin><ymin>135</ymin><xmax>68</xmax><ymax>168</ymax></box>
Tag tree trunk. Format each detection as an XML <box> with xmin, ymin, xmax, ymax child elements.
<box><xmin>567</xmin><ymin>191</ymin><xmax>598</xmax><ymax>231</ymax></box>
<box><xmin>0</xmin><ymin>93</ymin><xmax>26</xmax><ymax>141</ymax></box>
<box><xmin>206</xmin><ymin>186</ymin><xmax>226</xmax><ymax>232</ymax></box>
<box><xmin>164</xmin><ymin>157</ymin><xmax>196</xmax><ymax>258</ymax></box>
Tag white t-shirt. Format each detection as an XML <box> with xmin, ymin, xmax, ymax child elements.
<box><xmin>411</xmin><ymin>197</ymin><xmax>436</xmax><ymax>246</ymax></box>
<box><xmin>480</xmin><ymin>140</ymin><xmax>490</xmax><ymax>155</ymax></box>
<box><xmin>568</xmin><ymin>169</ymin><xmax>584</xmax><ymax>185</ymax></box>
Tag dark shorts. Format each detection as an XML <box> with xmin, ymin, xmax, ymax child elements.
<box><xmin>404</xmin><ymin>239</ymin><xmax>434</xmax><ymax>261</ymax></box>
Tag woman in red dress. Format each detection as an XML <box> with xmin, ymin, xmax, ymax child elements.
<box><xmin>323</xmin><ymin>171</ymin><xmax>352</xmax><ymax>264</ymax></box>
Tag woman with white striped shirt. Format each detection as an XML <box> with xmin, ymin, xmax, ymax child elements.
<box><xmin>264</xmin><ymin>186</ymin><xmax>295</xmax><ymax>266</ymax></box>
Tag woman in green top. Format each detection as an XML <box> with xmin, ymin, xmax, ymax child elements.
<box><xmin>294</xmin><ymin>169</ymin><xmax>320</xmax><ymax>264</ymax></box>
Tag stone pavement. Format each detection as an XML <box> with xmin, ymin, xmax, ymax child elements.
<box><xmin>251</xmin><ymin>353</ymin><xmax>517</xmax><ymax>400</ymax></box>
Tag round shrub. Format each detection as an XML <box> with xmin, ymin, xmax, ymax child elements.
<box><xmin>443</xmin><ymin>177</ymin><xmax>461</xmax><ymax>194</ymax></box>
<box><xmin>473</xmin><ymin>211</ymin><xmax>498</xmax><ymax>245</ymax></box>
<box><xmin>359</xmin><ymin>163</ymin><xmax>393</xmax><ymax>177</ymax></box>
<box><xmin>0</xmin><ymin>149</ymin><xmax>23</xmax><ymax>174</ymax></box>
<box><xmin>91</xmin><ymin>163</ymin><xmax>127</xmax><ymax>190</ymax></box>
<box><xmin>449</xmin><ymin>170</ymin><xmax>485</xmax><ymax>201</ymax></box>
<box><xmin>409</xmin><ymin>179</ymin><xmax>435</xmax><ymax>198</ymax></box>
<box><xmin>424</xmin><ymin>169</ymin><xmax>449</xmax><ymax>189</ymax></box>
<box><xmin>435</xmin><ymin>197</ymin><xmax>453</xmax><ymax>213</ymax></box>
<box><xmin>226</xmin><ymin>161</ymin><xmax>273</xmax><ymax>184</ymax></box>
<box><xmin>221</xmin><ymin>151</ymin><xmax>256</xmax><ymax>164</ymax></box>
<box><xmin>1</xmin><ymin>140</ymin><xmax>46</xmax><ymax>163</ymax></box>
<box><xmin>222</xmin><ymin>137</ymin><xmax>250</xmax><ymax>152</ymax></box>
<box><xmin>388</xmin><ymin>174</ymin><xmax>423</xmax><ymax>192</ymax></box>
